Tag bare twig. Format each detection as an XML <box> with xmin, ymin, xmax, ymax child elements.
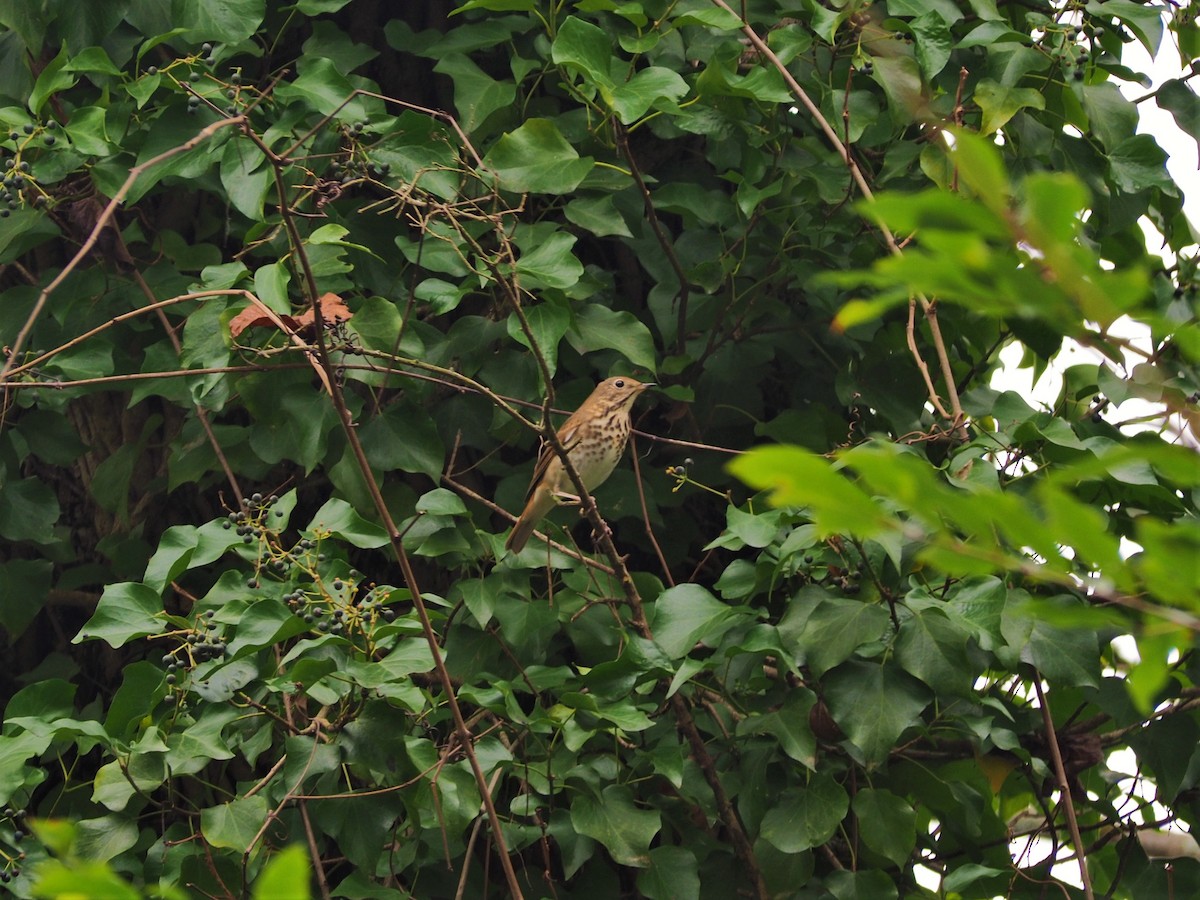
<box><xmin>709</xmin><ymin>0</ymin><xmax>967</xmax><ymax>437</ymax></box>
<box><xmin>1034</xmin><ymin>677</ymin><xmax>1096</xmax><ymax>900</ymax></box>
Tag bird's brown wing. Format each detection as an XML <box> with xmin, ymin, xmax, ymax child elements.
<box><xmin>522</xmin><ymin>415</ymin><xmax>584</xmax><ymax>503</ymax></box>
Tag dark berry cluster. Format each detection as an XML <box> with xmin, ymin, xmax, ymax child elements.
<box><xmin>1</xmin><ymin>138</ymin><xmax>49</xmax><ymax>216</ymax></box>
<box><xmin>162</xmin><ymin>609</ymin><xmax>226</xmax><ymax>685</ymax></box>
<box><xmin>223</xmin><ymin>492</ymin><xmax>283</xmax><ymax>544</ymax></box>
<box><xmin>1</xmin><ymin>806</ymin><xmax>27</xmax><ymax>884</ymax></box>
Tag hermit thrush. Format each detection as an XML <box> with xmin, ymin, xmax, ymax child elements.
<box><xmin>505</xmin><ymin>376</ymin><xmax>653</xmax><ymax>553</ymax></box>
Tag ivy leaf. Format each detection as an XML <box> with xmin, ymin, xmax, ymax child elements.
<box><xmin>785</xmin><ymin>597</ymin><xmax>890</xmax><ymax>677</ymax></box>
<box><xmin>201</xmin><ymin>795</ymin><xmax>270</xmax><ymax>852</ymax></box>
<box><xmin>570</xmin><ymin>784</ymin><xmax>661</xmax><ymax>868</ymax></box>
<box><xmin>29</xmin><ymin>44</ymin><xmax>75</xmax><ymax>115</ymax></box>
<box><xmin>1107</xmin><ymin>134</ymin><xmax>1173</xmax><ymax>193</ymax></box>
<box><xmin>483</xmin><ymin>119</ymin><xmax>595</xmax><ymax>193</ymax></box>
<box><xmin>433</xmin><ymin>54</ymin><xmax>516</xmax><ymax>133</ymax></box>
<box><xmin>852</xmin><ymin>788</ymin><xmax>917</xmax><ymax>866</ymax></box>
<box><xmin>177</xmin><ymin>0</ymin><xmax>267</xmax><ymax>43</ymax></box>
<box><xmin>252</xmin><ymin>845</ymin><xmax>312</xmax><ymax>900</ymax></box>
<box><xmin>567</xmin><ymin>304</ymin><xmax>657</xmax><ymax>372</ymax></box>
<box><xmin>307</xmin><ymin>498</ymin><xmax>390</xmax><ymax>549</ymax></box>
<box><xmin>650</xmin><ymin>584</ymin><xmax>742</xmax><ymax>659</ymax></box>
<box><xmin>506</xmin><ymin>297</ymin><xmax>570</xmax><ymax>378</ymax></box>
<box><xmin>910</xmin><ymin>11</ymin><xmax>953</xmax><ymax>80</ymax></box>
<box><xmin>760</xmin><ymin>773</ymin><xmax>849</xmax><ymax>853</ymax></box>
<box><xmin>895</xmin><ymin>603</ymin><xmax>974</xmax><ymax>695</ymax></box>
<box><xmin>0</xmin><ymin>477</ymin><xmax>60</xmax><ymax>544</ymax></box>
<box><xmin>514</xmin><ymin>230</ymin><xmax>584</xmax><ymax>290</ymax></box>
<box><xmin>565</xmin><ymin>194</ymin><xmax>633</xmax><ymax>238</ymax></box>
<box><xmin>1157</xmin><ymin>79</ymin><xmax>1200</xmax><ymax>142</ymax></box>
<box><xmin>610</xmin><ymin>67</ymin><xmax>689</xmax><ymax>123</ymax></box>
<box><xmin>823</xmin><ymin>661</ymin><xmax>931</xmax><ymax>766</ymax></box>
<box><xmin>74</xmin><ymin>583</ymin><xmax>163</xmax><ymax>649</ymax></box>
<box><xmin>636</xmin><ymin>846</ymin><xmax>700</xmax><ymax>900</ymax></box>
<box><xmin>220</xmin><ymin>141</ymin><xmax>270</xmax><ymax>220</ymax></box>
<box><xmin>973</xmin><ymin>79</ymin><xmax>1046</xmax><ymax>135</ymax></box>
<box><xmin>74</xmin><ymin>815</ymin><xmax>139</xmax><ymax>862</ymax></box>
<box><xmin>551</xmin><ymin>16</ymin><xmax>616</xmax><ymax>91</ymax></box>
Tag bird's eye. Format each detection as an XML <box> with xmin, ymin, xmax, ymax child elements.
<box><xmin>614</xmin><ymin>379</ymin><xmax>625</xmax><ymax>388</ymax></box>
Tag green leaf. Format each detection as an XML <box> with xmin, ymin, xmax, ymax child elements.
<box><xmin>651</xmin><ymin>584</ymin><xmax>741</xmax><ymax>660</ymax></box>
<box><xmin>482</xmin><ymin>119</ymin><xmax>595</xmax><ymax>193</ymax></box>
<box><xmin>973</xmin><ymin>79</ymin><xmax>1046</xmax><ymax>135</ymax></box>
<box><xmin>823</xmin><ymin>661</ymin><xmax>930</xmax><ymax>766</ymax></box>
<box><xmin>551</xmin><ymin>16</ymin><xmax>615</xmax><ymax>90</ymax></box>
<box><xmin>570</xmin><ymin>784</ymin><xmax>661</xmax><ymax>868</ymax></box>
<box><xmin>201</xmin><ymin>795</ymin><xmax>270</xmax><ymax>852</ymax></box>
<box><xmin>786</xmin><ymin>597</ymin><xmax>890</xmax><ymax>677</ymax></box>
<box><xmin>1157</xmin><ymin>79</ymin><xmax>1200</xmax><ymax>142</ymax></box>
<box><xmin>253</xmin><ymin>845</ymin><xmax>312</xmax><ymax>900</ymax></box>
<box><xmin>852</xmin><ymin>788</ymin><xmax>917</xmax><ymax>867</ymax></box>
<box><xmin>253</xmin><ymin>261</ymin><xmax>291</xmax><ymax>313</ymax></box>
<box><xmin>506</xmin><ymin>298</ymin><xmax>570</xmax><ymax>379</ymax></box>
<box><xmin>826</xmin><ymin>869</ymin><xmax>901</xmax><ymax>900</ymax></box>
<box><xmin>358</xmin><ymin>404</ymin><xmax>446</xmax><ymax>480</ymax></box>
<box><xmin>565</xmin><ymin>194</ymin><xmax>634</xmax><ymax>238</ymax></box>
<box><xmin>74</xmin><ymin>583</ymin><xmax>163</xmax><ymax>648</ymax></box>
<box><xmin>895</xmin><ymin>604</ymin><xmax>973</xmax><ymax>694</ymax></box>
<box><xmin>433</xmin><ymin>54</ymin><xmax>517</xmax><ymax>133</ymax></box>
<box><xmin>220</xmin><ymin>140</ymin><xmax>270</xmax><ymax>220</ymax></box>
<box><xmin>0</xmin><ymin>476</ymin><xmax>59</xmax><ymax>544</ymax></box>
<box><xmin>1107</xmin><ymin>134</ymin><xmax>1173</xmax><ymax>193</ymax></box>
<box><xmin>737</xmin><ymin>689</ymin><xmax>818</xmax><ymax>769</ymax></box>
<box><xmin>610</xmin><ymin>67</ymin><xmax>688</xmax><ymax>123</ymax></box>
<box><xmin>0</xmin><ymin>559</ymin><xmax>52</xmax><ymax>638</ymax></box>
<box><xmin>637</xmin><ymin>845</ymin><xmax>700</xmax><ymax>900</ymax></box>
<box><xmin>567</xmin><ymin>304</ymin><xmax>657</xmax><ymax>372</ymax></box>
<box><xmin>514</xmin><ymin>230</ymin><xmax>584</xmax><ymax>290</ymax></box>
<box><xmin>29</xmin><ymin>44</ymin><xmax>76</xmax><ymax>115</ymax></box>
<box><xmin>722</xmin><ymin>506</ymin><xmax>782</xmax><ymax>549</ymax></box>
<box><xmin>64</xmin><ymin>106</ymin><xmax>113</xmax><ymax>156</ymax></box>
<box><xmin>1001</xmin><ymin>597</ymin><xmax>1101</xmax><ymax>688</ymax></box>
<box><xmin>910</xmin><ymin>11</ymin><xmax>952</xmax><ymax>80</ymax></box>
<box><xmin>176</xmin><ymin>0</ymin><xmax>267</xmax><ymax>44</ymax></box>
<box><xmin>870</xmin><ymin>56</ymin><xmax>924</xmax><ymax>124</ymax></box>
<box><xmin>760</xmin><ymin>773</ymin><xmax>849</xmax><ymax>853</ymax></box>
<box><xmin>728</xmin><ymin>446</ymin><xmax>890</xmax><ymax>538</ymax></box>
<box><xmin>1089</xmin><ymin>0</ymin><xmax>1164</xmax><ymax>56</ymax></box>
<box><xmin>307</xmin><ymin>498</ymin><xmax>389</xmax><ymax>549</ymax></box>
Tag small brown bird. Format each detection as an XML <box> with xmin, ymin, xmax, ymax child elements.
<box><xmin>505</xmin><ymin>376</ymin><xmax>653</xmax><ymax>553</ymax></box>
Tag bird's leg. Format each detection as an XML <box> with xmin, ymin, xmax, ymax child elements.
<box><xmin>550</xmin><ymin>490</ymin><xmax>583</xmax><ymax>506</ymax></box>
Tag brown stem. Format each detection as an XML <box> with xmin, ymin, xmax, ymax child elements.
<box><xmin>0</xmin><ymin>116</ymin><xmax>243</xmax><ymax>383</ymax></box>
<box><xmin>1034</xmin><ymin>678</ymin><xmax>1095</xmax><ymax>900</ymax></box>
<box><xmin>614</xmin><ymin>123</ymin><xmax>691</xmax><ymax>357</ymax></box>
<box><xmin>709</xmin><ymin>0</ymin><xmax>967</xmax><ymax>437</ymax></box>
<box><xmin>244</xmin><ymin>125</ymin><xmax>526</xmax><ymax>898</ymax></box>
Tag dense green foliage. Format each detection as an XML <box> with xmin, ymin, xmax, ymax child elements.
<box><xmin>0</xmin><ymin>0</ymin><xmax>1198</xmax><ymax>897</ymax></box>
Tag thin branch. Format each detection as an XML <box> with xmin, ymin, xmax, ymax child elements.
<box><xmin>614</xmin><ymin>123</ymin><xmax>691</xmax><ymax>356</ymax></box>
<box><xmin>244</xmin><ymin>122</ymin><xmax>526</xmax><ymax>899</ymax></box>
<box><xmin>0</xmin><ymin>116</ymin><xmax>244</xmax><ymax>383</ymax></box>
<box><xmin>1034</xmin><ymin>678</ymin><xmax>1096</xmax><ymax>900</ymax></box>
<box><xmin>711</xmin><ymin>0</ymin><xmax>967</xmax><ymax>436</ymax></box>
